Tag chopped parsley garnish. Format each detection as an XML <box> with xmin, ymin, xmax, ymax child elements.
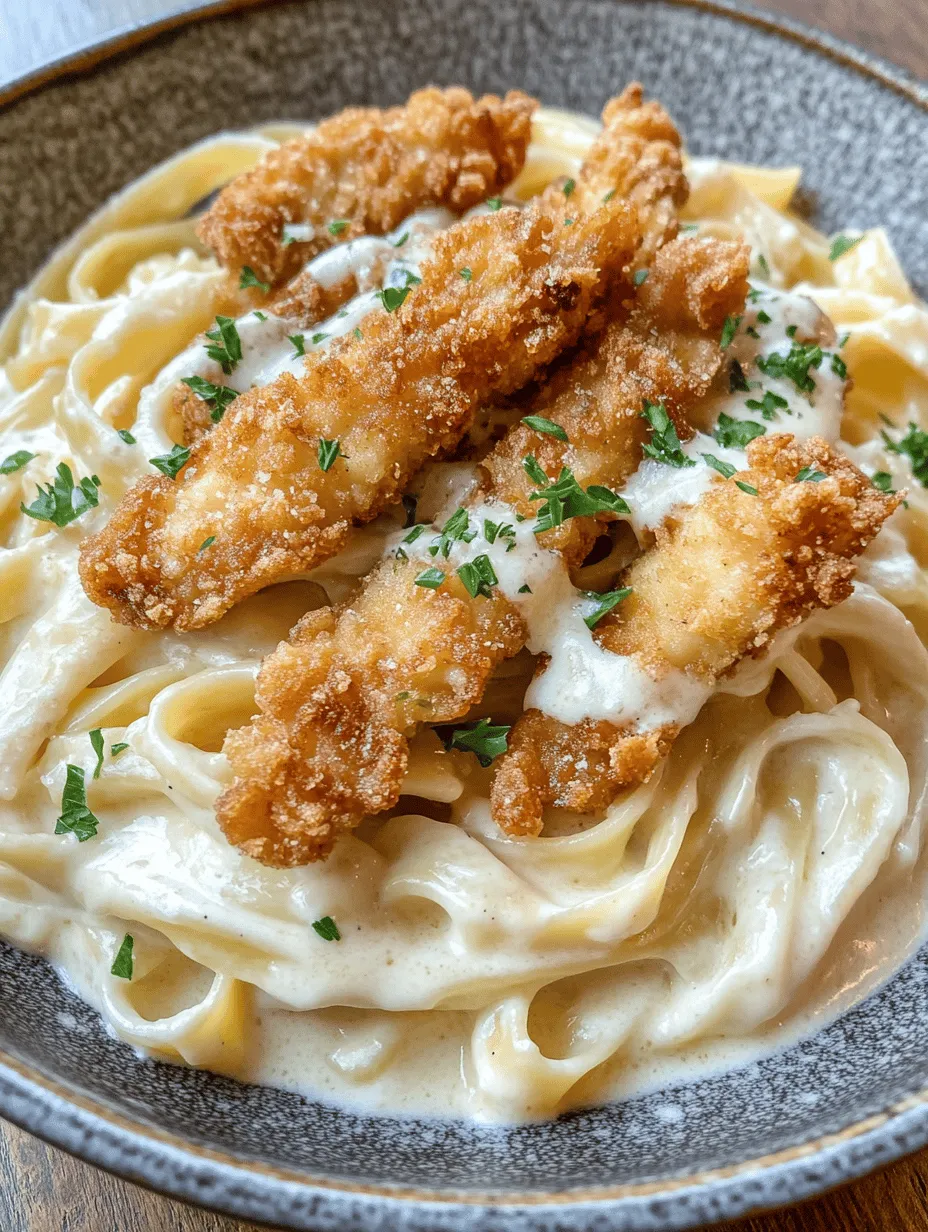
<box><xmin>396</xmin><ymin>691</ymin><xmax>411</xmax><ymax>700</ymax></box>
<box><xmin>746</xmin><ymin>326</ymin><xmax>760</xmax><ymax>340</ymax></box>
<box><xmin>829</xmin><ymin>234</ymin><xmax>862</xmax><ymax>261</ymax></box>
<box><xmin>395</xmin><ymin>546</ymin><xmax>408</xmax><ymax>561</ymax></box>
<box><xmin>312</xmin><ymin>916</ymin><xmax>341</xmax><ymax>941</ymax></box>
<box><xmin>402</xmin><ymin>527</ymin><xmax>424</xmax><ymax>548</ymax></box>
<box><xmin>583</xmin><ymin>587</ymin><xmax>632</xmax><ymax>629</ymax></box>
<box><xmin>21</xmin><ymin>463</ymin><xmax>101</xmax><ymax>526</ymax></box>
<box><xmin>756</xmin><ymin>253</ymin><xmax>770</xmax><ymax>277</ymax></box>
<box><xmin>289</xmin><ymin>333</ymin><xmax>306</xmax><ymax>358</ymax></box>
<box><xmin>756</xmin><ymin>309</ymin><xmax>772</xmax><ymax>325</ymax></box>
<box><xmin>403</xmin><ymin>270</ymin><xmax>422</xmax><ymax>287</ymax></box>
<box><xmin>786</xmin><ymin>324</ymin><xmax>798</xmax><ymax>338</ymax></box>
<box><xmin>378</xmin><ymin>285</ymin><xmax>411</xmax><ymax>312</ymax></box>
<box><xmin>523</xmin><ymin>415</ymin><xmax>568</xmax><ymax>442</ymax></box>
<box><xmin>563</xmin><ymin>178</ymin><xmax>576</xmax><ymax>198</ymax></box>
<box><xmin>1</xmin><ymin>450</ymin><xmax>35</xmax><ymax>474</ymax></box>
<box><xmin>641</xmin><ymin>401</ymin><xmax>694</xmax><ymax>468</ymax></box>
<box><xmin>518</xmin><ymin>583</ymin><xmax>532</xmax><ymax>594</ymax></box>
<box><xmin>747</xmin><ymin>286</ymin><xmax>763</xmax><ymax>303</ymax></box>
<box><xmin>839</xmin><ymin>332</ymin><xmax>850</xmax><ymax>348</ymax></box>
<box><xmin>254</xmin><ymin>310</ymin><xmax>268</xmax><ymax>321</ymax></box>
<box><xmin>431</xmin><ymin>506</ymin><xmax>476</xmax><ymax>558</ymax></box>
<box><xmin>392</xmin><ymin>231</ymin><xmax>409</xmax><ymax>247</ymax></box>
<box><xmin>239</xmin><ymin>266</ymin><xmax>270</xmax><ymax>293</ymax></box>
<box><xmin>486</xmin><ymin>196</ymin><xmax>502</xmax><ymax>211</ymax></box>
<box><xmin>720</xmin><ymin>314</ymin><xmax>742</xmax><ymax>349</ymax></box>
<box><xmin>713</xmin><ymin>413</ymin><xmax>766</xmax><ymax>449</ymax></box>
<box><xmin>449</xmin><ymin>718</ymin><xmax>510</xmax><ymax>766</ymax></box>
<box><xmin>795</xmin><ymin>466</ymin><xmax>826</xmax><ymax>483</ymax></box>
<box><xmin>89</xmin><ymin>729</ymin><xmax>105</xmax><ymax>780</ymax></box>
<box><xmin>117</xmin><ymin>429</ymin><xmax>136</xmax><ymax>444</ymax></box>
<box><xmin>602</xmin><ymin>189</ymin><xmax>616</xmax><ymax>203</ymax></box>
<box><xmin>456</xmin><ymin>554</ymin><xmax>498</xmax><ymax>598</ymax></box>
<box><xmin>150</xmin><ymin>444</ymin><xmax>191</xmax><ymax>480</ymax></box>
<box><xmin>198</xmin><ymin>535</ymin><xmax>216</xmax><ymax>553</ymax></box>
<box><xmin>111</xmin><ymin>742</ymin><xmax>129</xmax><ymax>758</ymax></box>
<box><xmin>204</xmin><ymin>316</ymin><xmax>242</xmax><ymax>374</ymax></box>
<box><xmin>735</xmin><ymin>480</ymin><xmax>758</xmax><ymax>496</ymax></box>
<box><xmin>756</xmin><ymin>342</ymin><xmax>823</xmax><ymax>393</ymax></box>
<box><xmin>483</xmin><ymin>519</ymin><xmax>516</xmax><ymax>549</ymax></box>
<box><xmin>745</xmin><ymin>390</ymin><xmax>789</xmax><ymax>420</ymax></box>
<box><xmin>633</xmin><ymin>269</ymin><xmax>649</xmax><ymax>286</ymax></box>
<box><xmin>524</xmin><ymin>458</ymin><xmax>629</xmax><ymax>532</ymax></box>
<box><xmin>729</xmin><ymin>360</ymin><xmax>750</xmax><ymax>393</ymax></box>
<box><xmin>180</xmin><ymin>375</ymin><xmax>238</xmax><ymax>423</ymax></box>
<box><xmin>679</xmin><ymin>222</ymin><xmax>698</xmax><ymax>232</ymax></box>
<box><xmin>871</xmin><ymin>471</ymin><xmax>895</xmax><ymax>493</ymax></box>
<box><xmin>354</xmin><ymin>327</ymin><xmax>363</xmax><ymax>340</ymax></box>
<box><xmin>328</xmin><ymin>219</ymin><xmax>349</xmax><ymax>236</ymax></box>
<box><xmin>702</xmin><ymin>453</ymin><xmax>737</xmax><ymax>479</ymax></box>
<box><xmin>110</xmin><ymin>934</ymin><xmax>134</xmax><ymax>980</ymax></box>
<box><xmin>459</xmin><ymin>267</ymin><xmax>472</xmax><ymax>282</ymax></box>
<box><xmin>317</xmin><ymin>438</ymin><xmax>343</xmax><ymax>472</ymax></box>
<box><xmin>311</xmin><ymin>332</ymin><xmax>329</xmax><ymax>345</ymax></box>
<box><xmin>831</xmin><ymin>352</ymin><xmax>848</xmax><ymax>379</ymax></box>
<box><xmin>401</xmin><ymin>493</ymin><xmax>418</xmax><ymax>528</ymax></box>
<box><xmin>55</xmin><ymin>765</ymin><xmax>99</xmax><ymax>842</ymax></box>
<box><xmin>414</xmin><ymin>567</ymin><xmax>445</xmax><ymax>589</ymax></box>
<box><xmin>882</xmin><ymin>423</ymin><xmax>928</xmax><ymax>486</ymax></box>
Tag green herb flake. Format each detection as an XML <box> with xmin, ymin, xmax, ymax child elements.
<box><xmin>756</xmin><ymin>309</ymin><xmax>772</xmax><ymax>325</ymax></box>
<box><xmin>431</xmin><ymin>506</ymin><xmax>476</xmax><ymax>559</ymax></box>
<box><xmin>1</xmin><ymin>450</ymin><xmax>35</xmax><ymax>474</ymax></box>
<box><xmin>729</xmin><ymin>360</ymin><xmax>751</xmax><ymax>393</ymax></box>
<box><xmin>312</xmin><ymin>915</ymin><xmax>341</xmax><ymax>941</ymax></box>
<box><xmin>720</xmin><ymin>314</ymin><xmax>742</xmax><ymax>349</ymax></box>
<box><xmin>563</xmin><ymin>178</ymin><xmax>576</xmax><ymax>198</ymax></box>
<box><xmin>150</xmin><ymin>444</ymin><xmax>191</xmax><ymax>480</ymax></box>
<box><xmin>713</xmin><ymin>412</ymin><xmax>766</xmax><ymax>449</ymax></box>
<box><xmin>317</xmin><ymin>438</ymin><xmax>342</xmax><ymax>472</ymax></box>
<box><xmin>633</xmin><ymin>269</ymin><xmax>649</xmax><ymax>286</ymax></box>
<box><xmin>449</xmin><ymin>718</ymin><xmax>510</xmax><ymax>766</ymax></box>
<box><xmin>871</xmin><ymin>471</ymin><xmax>895</xmax><ymax>493</ymax></box>
<box><xmin>641</xmin><ymin>401</ymin><xmax>695</xmax><ymax>468</ymax></box>
<box><xmin>328</xmin><ymin>219</ymin><xmax>349</xmax><ymax>236</ymax></box>
<box><xmin>831</xmin><ymin>352</ymin><xmax>848</xmax><ymax>379</ymax></box>
<box><xmin>110</xmin><ymin>934</ymin><xmax>134</xmax><ymax>979</ymax></box>
<box><xmin>392</xmin><ymin>230</ymin><xmax>409</xmax><ymax>247</ymax></box>
<box><xmin>756</xmin><ymin>342</ymin><xmax>823</xmax><ymax>394</ymax></box>
<box><xmin>523</xmin><ymin>415</ymin><xmax>568</xmax><ymax>442</ymax></box>
<box><xmin>204</xmin><ymin>316</ymin><xmax>242</xmax><ymax>374</ymax></box>
<box><xmin>311</xmin><ymin>332</ymin><xmax>329</xmax><ymax>345</ymax></box>
<box><xmin>745</xmin><ymin>390</ymin><xmax>789</xmax><ymax>421</ymax></box>
<box><xmin>786</xmin><ymin>324</ymin><xmax>798</xmax><ymax>338</ymax></box>
<box><xmin>702</xmin><ymin>453</ymin><xmax>737</xmax><ymax>479</ymax></box>
<box><xmin>882</xmin><ymin>423</ymin><xmax>928</xmax><ymax>486</ymax></box>
<box><xmin>839</xmin><ymin>332</ymin><xmax>850</xmax><ymax>348</ymax></box>
<box><xmin>829</xmin><ymin>234</ymin><xmax>862</xmax><ymax>262</ymax></box>
<box><xmin>353</xmin><ymin>327</ymin><xmax>363</xmax><ymax>340</ymax></box>
<box><xmin>289</xmin><ymin>333</ymin><xmax>306</xmax><ymax>359</ymax></box>
<box><xmin>526</xmin><ymin>461</ymin><xmax>630</xmax><ymax>533</ymax></box>
<box><xmin>486</xmin><ymin>197</ymin><xmax>503</xmax><ymax>211</ymax></box>
<box><xmin>756</xmin><ymin>253</ymin><xmax>770</xmax><ymax>277</ymax></box>
<box><xmin>180</xmin><ymin>375</ymin><xmax>238</xmax><ymax>423</ymax></box>
<box><xmin>21</xmin><ymin>463</ymin><xmax>101</xmax><ymax>526</ymax></box>
<box><xmin>110</xmin><ymin>742</ymin><xmax>129</xmax><ymax>758</ymax></box>
<box><xmin>456</xmin><ymin>554</ymin><xmax>498</xmax><ymax>599</ymax></box>
<box><xmin>198</xmin><ymin>535</ymin><xmax>216</xmax><ymax>553</ymax></box>
<box><xmin>602</xmin><ymin>188</ymin><xmax>616</xmax><ymax>203</ymax></box>
<box><xmin>54</xmin><ymin>765</ymin><xmax>99</xmax><ymax>842</ymax></box>
<box><xmin>116</xmin><ymin>429</ymin><xmax>136</xmax><ymax>445</ymax></box>
<box><xmin>583</xmin><ymin>587</ymin><xmax>632</xmax><ymax>629</ymax></box>
<box><xmin>459</xmin><ymin>267</ymin><xmax>472</xmax><ymax>282</ymax></box>
<box><xmin>254</xmin><ymin>310</ymin><xmax>268</xmax><ymax>321</ymax></box>
<box><xmin>680</xmin><ymin>222</ymin><xmax>698</xmax><ymax>233</ymax></box>
<box><xmin>735</xmin><ymin>480</ymin><xmax>759</xmax><ymax>496</ymax></box>
<box><xmin>795</xmin><ymin>466</ymin><xmax>827</xmax><ymax>483</ymax></box>
<box><xmin>414</xmin><ymin>567</ymin><xmax>445</xmax><ymax>589</ymax></box>
<box><xmin>239</xmin><ymin>266</ymin><xmax>270</xmax><ymax>293</ymax></box>
<box><xmin>89</xmin><ymin>729</ymin><xmax>105</xmax><ymax>780</ymax></box>
<box><xmin>746</xmin><ymin>326</ymin><xmax>761</xmax><ymax>340</ymax></box>
<box><xmin>518</xmin><ymin>583</ymin><xmax>532</xmax><ymax>594</ymax></box>
<box><xmin>378</xmin><ymin>285</ymin><xmax>411</xmax><ymax>313</ymax></box>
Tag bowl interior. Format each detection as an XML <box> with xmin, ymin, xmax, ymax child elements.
<box><xmin>1</xmin><ymin>0</ymin><xmax>928</xmax><ymax>1224</ymax></box>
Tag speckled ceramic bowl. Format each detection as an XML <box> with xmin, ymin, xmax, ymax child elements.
<box><xmin>1</xmin><ymin>2</ymin><xmax>927</xmax><ymax>1228</ymax></box>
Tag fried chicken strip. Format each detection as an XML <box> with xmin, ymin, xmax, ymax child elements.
<box><xmin>197</xmin><ymin>87</ymin><xmax>536</xmax><ymax>287</ymax></box>
<box><xmin>215</xmin><ymin>234</ymin><xmax>747</xmax><ymax>866</ymax></box>
<box><xmin>80</xmin><ymin>86</ymin><xmax>684</xmax><ymax>634</ymax></box>
<box><xmin>492</xmin><ymin>435</ymin><xmax>901</xmax><ymax>834</ymax></box>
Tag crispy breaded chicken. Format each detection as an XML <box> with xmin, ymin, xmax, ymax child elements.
<box><xmin>80</xmin><ymin>86</ymin><xmax>685</xmax><ymax>634</ymax></box>
<box><xmin>215</xmin><ymin>235</ymin><xmax>747</xmax><ymax>866</ymax></box>
<box><xmin>198</xmin><ymin>87</ymin><xmax>536</xmax><ymax>286</ymax></box>
<box><xmin>492</xmin><ymin>435</ymin><xmax>901</xmax><ymax>835</ymax></box>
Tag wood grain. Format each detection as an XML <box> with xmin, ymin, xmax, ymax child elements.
<box><xmin>0</xmin><ymin>0</ymin><xmax>925</xmax><ymax>1229</ymax></box>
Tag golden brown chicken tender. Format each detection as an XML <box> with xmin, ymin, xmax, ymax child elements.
<box><xmin>198</xmin><ymin>87</ymin><xmax>537</xmax><ymax>286</ymax></box>
<box><xmin>491</xmin><ymin>435</ymin><xmax>901</xmax><ymax>835</ymax></box>
<box><xmin>215</xmin><ymin>235</ymin><xmax>747</xmax><ymax>866</ymax></box>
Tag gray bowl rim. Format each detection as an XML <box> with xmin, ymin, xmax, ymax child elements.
<box><xmin>0</xmin><ymin>2</ymin><xmax>927</xmax><ymax>1229</ymax></box>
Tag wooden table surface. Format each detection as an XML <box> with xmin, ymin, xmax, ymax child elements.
<box><xmin>0</xmin><ymin>0</ymin><xmax>926</xmax><ymax>1228</ymax></box>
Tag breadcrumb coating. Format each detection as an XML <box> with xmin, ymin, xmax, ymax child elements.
<box><xmin>197</xmin><ymin>87</ymin><xmax>536</xmax><ymax>286</ymax></box>
<box><xmin>491</xmin><ymin>435</ymin><xmax>901</xmax><ymax>835</ymax></box>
